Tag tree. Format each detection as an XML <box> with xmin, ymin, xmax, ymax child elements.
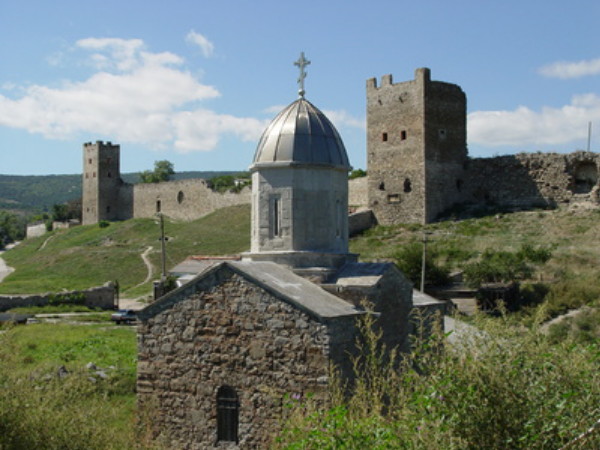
<box><xmin>139</xmin><ymin>160</ymin><xmax>175</xmax><ymax>183</ymax></box>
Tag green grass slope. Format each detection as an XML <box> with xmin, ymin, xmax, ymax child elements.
<box><xmin>0</xmin><ymin>204</ymin><xmax>250</xmax><ymax>296</ymax></box>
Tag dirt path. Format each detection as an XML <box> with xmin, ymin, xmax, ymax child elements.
<box><xmin>137</xmin><ymin>246</ymin><xmax>154</xmax><ymax>286</ymax></box>
<box><xmin>0</xmin><ymin>250</ymin><xmax>14</xmax><ymax>283</ymax></box>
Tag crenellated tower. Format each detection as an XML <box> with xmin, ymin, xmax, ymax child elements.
<box><xmin>367</xmin><ymin>68</ymin><xmax>467</xmax><ymax>224</ymax></box>
<box><xmin>82</xmin><ymin>141</ymin><xmax>122</xmax><ymax>225</ymax></box>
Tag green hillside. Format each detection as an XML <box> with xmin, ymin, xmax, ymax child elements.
<box><xmin>0</xmin><ymin>204</ymin><xmax>250</xmax><ymax>296</ymax></box>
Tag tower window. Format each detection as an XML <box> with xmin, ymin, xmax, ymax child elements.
<box><xmin>387</xmin><ymin>194</ymin><xmax>400</xmax><ymax>204</ymax></box>
<box><xmin>378</xmin><ymin>182</ymin><xmax>385</xmax><ymax>191</ymax></box>
<box><xmin>156</xmin><ymin>200</ymin><xmax>161</xmax><ymax>213</ymax></box>
<box><xmin>93</xmin><ymin>172</ymin><xmax>96</xmax><ymax>178</ymax></box>
<box><xmin>106</xmin><ymin>206</ymin><xmax>111</xmax><ymax>213</ymax></box>
<box><xmin>177</xmin><ymin>191</ymin><xmax>185</xmax><ymax>204</ymax></box>
<box><xmin>88</xmin><ymin>158</ymin><xmax>92</xmax><ymax>164</ymax></box>
<box><xmin>85</xmin><ymin>173</ymin><xmax>89</xmax><ymax>179</ymax></box>
<box><xmin>382</xmin><ymin>132</ymin><xmax>388</xmax><ymax>142</ymax></box>
<box><xmin>107</xmin><ymin>172</ymin><xmax>112</xmax><ymax>178</ymax></box>
<box><xmin>401</xmin><ymin>130</ymin><xmax>407</xmax><ymax>140</ymax></box>
<box><xmin>217</xmin><ymin>386</ymin><xmax>239</xmax><ymax>443</ymax></box>
<box><xmin>404</xmin><ymin>179</ymin><xmax>412</xmax><ymax>193</ymax></box>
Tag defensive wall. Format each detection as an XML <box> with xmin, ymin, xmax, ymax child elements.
<box><xmin>462</xmin><ymin>151</ymin><xmax>600</xmax><ymax>209</ymax></box>
<box><xmin>132</xmin><ymin>178</ymin><xmax>250</xmax><ymax>221</ymax></box>
<box><xmin>0</xmin><ymin>282</ymin><xmax>116</xmax><ymax>312</ymax></box>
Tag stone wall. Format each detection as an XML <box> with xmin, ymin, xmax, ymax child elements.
<box><xmin>0</xmin><ymin>282</ymin><xmax>116</xmax><ymax>312</ymax></box>
<box><xmin>348</xmin><ymin>176</ymin><xmax>368</xmax><ymax>207</ymax></box>
<box><xmin>26</xmin><ymin>223</ymin><xmax>46</xmax><ymax>239</ymax></box>
<box><xmin>133</xmin><ymin>179</ymin><xmax>250</xmax><ymax>221</ymax></box>
<box><xmin>464</xmin><ymin>151</ymin><xmax>600</xmax><ymax>209</ymax></box>
<box><xmin>137</xmin><ymin>267</ymin><xmax>358</xmax><ymax>449</ymax></box>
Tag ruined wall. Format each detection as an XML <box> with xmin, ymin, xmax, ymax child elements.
<box><xmin>132</xmin><ymin>179</ymin><xmax>250</xmax><ymax>221</ymax></box>
<box><xmin>0</xmin><ymin>282</ymin><xmax>116</xmax><ymax>312</ymax></box>
<box><xmin>137</xmin><ymin>268</ymin><xmax>357</xmax><ymax>449</ymax></box>
<box><xmin>463</xmin><ymin>151</ymin><xmax>600</xmax><ymax>209</ymax></box>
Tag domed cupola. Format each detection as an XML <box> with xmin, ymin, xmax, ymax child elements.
<box><xmin>243</xmin><ymin>53</ymin><xmax>356</xmax><ymax>271</ymax></box>
<box><xmin>251</xmin><ymin>97</ymin><xmax>351</xmax><ymax>170</ymax></box>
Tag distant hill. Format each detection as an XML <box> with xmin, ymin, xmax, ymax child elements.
<box><xmin>0</xmin><ymin>171</ymin><xmax>240</xmax><ymax>214</ymax></box>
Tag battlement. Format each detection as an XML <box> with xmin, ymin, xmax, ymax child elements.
<box><xmin>84</xmin><ymin>140</ymin><xmax>119</xmax><ymax>151</ymax></box>
<box><xmin>367</xmin><ymin>68</ymin><xmax>432</xmax><ymax>91</ymax></box>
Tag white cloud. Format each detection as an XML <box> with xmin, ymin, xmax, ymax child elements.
<box><xmin>539</xmin><ymin>58</ymin><xmax>600</xmax><ymax>79</ymax></box>
<box><xmin>0</xmin><ymin>37</ymin><xmax>267</xmax><ymax>153</ymax></box>
<box><xmin>323</xmin><ymin>109</ymin><xmax>366</xmax><ymax>131</ymax></box>
<box><xmin>468</xmin><ymin>93</ymin><xmax>600</xmax><ymax>148</ymax></box>
<box><xmin>185</xmin><ymin>31</ymin><xmax>215</xmax><ymax>58</ymax></box>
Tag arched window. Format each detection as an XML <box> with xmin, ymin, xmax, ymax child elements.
<box><xmin>217</xmin><ymin>386</ymin><xmax>239</xmax><ymax>443</ymax></box>
<box><xmin>177</xmin><ymin>191</ymin><xmax>185</xmax><ymax>204</ymax></box>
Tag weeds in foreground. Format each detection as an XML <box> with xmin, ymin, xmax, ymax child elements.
<box><xmin>277</xmin><ymin>312</ymin><xmax>600</xmax><ymax>449</ymax></box>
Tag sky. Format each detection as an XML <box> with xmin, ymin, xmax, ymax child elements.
<box><xmin>1</xmin><ymin>0</ymin><xmax>599</xmax><ymax>175</ymax></box>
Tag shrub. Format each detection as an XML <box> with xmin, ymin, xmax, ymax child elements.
<box><xmin>393</xmin><ymin>242</ymin><xmax>450</xmax><ymax>288</ymax></box>
<box><xmin>98</xmin><ymin>220</ymin><xmax>110</xmax><ymax>228</ymax></box>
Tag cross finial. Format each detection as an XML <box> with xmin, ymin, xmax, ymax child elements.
<box><xmin>294</xmin><ymin>52</ymin><xmax>311</xmax><ymax>98</ymax></box>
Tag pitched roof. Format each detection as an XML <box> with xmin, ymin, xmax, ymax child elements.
<box><xmin>138</xmin><ymin>260</ymin><xmax>363</xmax><ymax>322</ymax></box>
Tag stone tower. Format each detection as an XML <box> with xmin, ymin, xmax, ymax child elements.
<box><xmin>82</xmin><ymin>141</ymin><xmax>122</xmax><ymax>225</ymax></box>
<box><xmin>367</xmin><ymin>68</ymin><xmax>467</xmax><ymax>224</ymax></box>
<box><xmin>243</xmin><ymin>96</ymin><xmax>355</xmax><ymax>271</ymax></box>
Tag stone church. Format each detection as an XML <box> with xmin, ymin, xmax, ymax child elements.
<box><xmin>136</xmin><ymin>55</ymin><xmax>444</xmax><ymax>448</ymax></box>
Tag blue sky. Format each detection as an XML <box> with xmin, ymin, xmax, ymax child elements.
<box><xmin>1</xmin><ymin>0</ymin><xmax>599</xmax><ymax>175</ymax></box>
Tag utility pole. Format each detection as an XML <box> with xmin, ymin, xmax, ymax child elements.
<box><xmin>158</xmin><ymin>213</ymin><xmax>167</xmax><ymax>282</ymax></box>
<box><xmin>421</xmin><ymin>230</ymin><xmax>430</xmax><ymax>293</ymax></box>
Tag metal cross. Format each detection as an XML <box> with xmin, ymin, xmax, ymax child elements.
<box><xmin>294</xmin><ymin>52</ymin><xmax>311</xmax><ymax>98</ymax></box>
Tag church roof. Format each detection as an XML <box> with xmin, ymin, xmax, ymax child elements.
<box><xmin>138</xmin><ymin>260</ymin><xmax>363</xmax><ymax>323</ymax></box>
<box><xmin>251</xmin><ymin>98</ymin><xmax>351</xmax><ymax>170</ymax></box>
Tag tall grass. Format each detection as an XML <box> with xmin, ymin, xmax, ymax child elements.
<box><xmin>277</xmin><ymin>312</ymin><xmax>600</xmax><ymax>449</ymax></box>
<box><xmin>0</xmin><ymin>323</ymin><xmax>146</xmax><ymax>449</ymax></box>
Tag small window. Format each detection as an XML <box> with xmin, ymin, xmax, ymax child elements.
<box><xmin>270</xmin><ymin>195</ymin><xmax>281</xmax><ymax>237</ymax></box>
<box><xmin>177</xmin><ymin>191</ymin><xmax>185</xmax><ymax>204</ymax></box>
<box><xmin>93</xmin><ymin>172</ymin><xmax>96</xmax><ymax>178</ymax></box>
<box><xmin>156</xmin><ymin>200</ymin><xmax>161</xmax><ymax>213</ymax></box>
<box><xmin>88</xmin><ymin>158</ymin><xmax>92</xmax><ymax>164</ymax></box>
<box><xmin>404</xmin><ymin>179</ymin><xmax>412</xmax><ymax>193</ymax></box>
<box><xmin>378</xmin><ymin>182</ymin><xmax>385</xmax><ymax>191</ymax></box>
<box><xmin>456</xmin><ymin>179</ymin><xmax>464</xmax><ymax>192</ymax></box>
<box><xmin>382</xmin><ymin>132</ymin><xmax>388</xmax><ymax>142</ymax></box>
<box><xmin>439</xmin><ymin>129</ymin><xmax>447</xmax><ymax>139</ymax></box>
<box><xmin>107</xmin><ymin>172</ymin><xmax>112</xmax><ymax>178</ymax></box>
<box><xmin>401</xmin><ymin>130</ymin><xmax>407</xmax><ymax>140</ymax></box>
<box><xmin>387</xmin><ymin>194</ymin><xmax>400</xmax><ymax>204</ymax></box>
<box><xmin>106</xmin><ymin>206</ymin><xmax>111</xmax><ymax>213</ymax></box>
<box><xmin>85</xmin><ymin>173</ymin><xmax>89</xmax><ymax>179</ymax></box>
<box><xmin>217</xmin><ymin>386</ymin><xmax>239</xmax><ymax>443</ymax></box>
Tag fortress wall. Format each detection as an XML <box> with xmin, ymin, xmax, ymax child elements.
<box><xmin>348</xmin><ymin>177</ymin><xmax>368</xmax><ymax>207</ymax></box>
<box><xmin>132</xmin><ymin>179</ymin><xmax>251</xmax><ymax>221</ymax></box>
<box><xmin>463</xmin><ymin>151</ymin><xmax>600</xmax><ymax>209</ymax></box>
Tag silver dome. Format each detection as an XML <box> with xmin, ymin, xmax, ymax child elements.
<box><xmin>251</xmin><ymin>98</ymin><xmax>351</xmax><ymax>170</ymax></box>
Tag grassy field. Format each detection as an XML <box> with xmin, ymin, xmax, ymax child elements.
<box><xmin>0</xmin><ymin>322</ymin><xmax>140</xmax><ymax>449</ymax></box>
<box><xmin>0</xmin><ymin>204</ymin><xmax>251</xmax><ymax>296</ymax></box>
